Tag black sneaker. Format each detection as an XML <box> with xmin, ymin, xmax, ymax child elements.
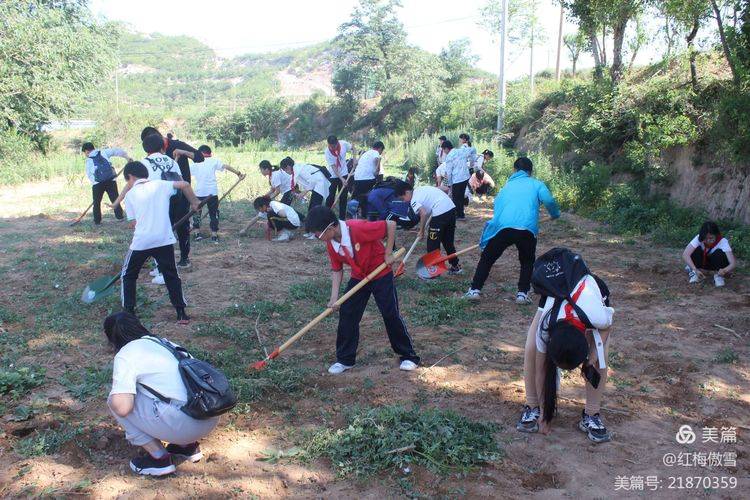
<box><xmin>211</xmin><ymin>236</ymin><xmax>219</xmax><ymax>244</ymax></box>
<box><xmin>516</xmin><ymin>405</ymin><xmax>540</xmax><ymax>433</ymax></box>
<box><xmin>194</xmin><ymin>233</ymin><xmax>204</xmax><ymax>241</ymax></box>
<box><xmin>578</xmin><ymin>410</ymin><xmax>611</xmax><ymax>443</ymax></box>
<box><xmin>129</xmin><ymin>454</ymin><xmax>175</xmax><ymax>476</ymax></box>
<box><xmin>447</xmin><ymin>265</ymin><xmax>464</xmax><ymax>276</ymax></box>
<box><xmin>177</xmin><ymin>259</ymin><xmax>191</xmax><ymax>269</ymax></box>
<box><xmin>176</xmin><ymin>308</ymin><xmax>190</xmax><ymax>324</ymax></box>
<box><xmin>166</xmin><ymin>442</ymin><xmax>203</xmax><ymax>463</ymax></box>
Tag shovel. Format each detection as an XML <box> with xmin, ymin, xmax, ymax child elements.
<box><xmin>394</xmin><ymin>215</ymin><xmax>431</xmax><ymax>277</ymax></box>
<box><xmin>250</xmin><ymin>247</ymin><xmax>406</xmax><ymax>370</ymax></box>
<box><xmin>415</xmin><ymin>244</ymin><xmax>480</xmax><ymax>280</ymax></box>
<box><xmin>69</xmin><ymin>168</ymin><xmax>125</xmax><ymax>226</ymax></box>
<box><xmin>80</xmin><ymin>175</ymin><xmax>245</xmax><ymax>303</ymax></box>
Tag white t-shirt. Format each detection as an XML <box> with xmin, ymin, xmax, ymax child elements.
<box><xmin>86</xmin><ymin>148</ymin><xmax>128</xmax><ymax>185</ymax></box>
<box><xmin>324</xmin><ymin>140</ymin><xmax>351</xmax><ymax>178</ymax></box>
<box><xmin>688</xmin><ymin>235</ymin><xmax>732</xmax><ymax>254</ymax></box>
<box><xmin>141</xmin><ymin>153</ymin><xmax>181</xmax><ymax>182</ymax></box>
<box><xmin>354</xmin><ymin>149</ymin><xmax>381</xmax><ymax>181</ymax></box>
<box><xmin>292</xmin><ymin>163</ymin><xmax>330</xmax><ymax>198</ymax></box>
<box><xmin>536</xmin><ymin>275</ymin><xmax>614</xmax><ymax>354</ymax></box>
<box><xmin>110</xmin><ymin>336</ymin><xmax>187</xmax><ymax>402</ymax></box>
<box><xmin>190</xmin><ymin>157</ymin><xmax>224</xmax><ymax>197</ymax></box>
<box><xmin>436</xmin><ymin>145</ymin><xmax>447</xmax><ymax>165</ymax></box>
<box><xmin>123</xmin><ymin>179</ymin><xmax>177</xmax><ymax>251</ymax></box>
<box><xmin>435</xmin><ymin>163</ymin><xmax>448</xmax><ymax>187</ymax></box>
<box><xmin>270</xmin><ymin>169</ymin><xmax>292</xmax><ymax>194</ymax></box>
<box><xmin>445</xmin><ymin>148</ymin><xmax>471</xmax><ymax>185</ymax></box>
<box><xmin>409</xmin><ymin>186</ymin><xmax>455</xmax><ymax>217</ymax></box>
<box><xmin>269</xmin><ymin>200</ymin><xmax>301</xmax><ymax>227</ymax></box>
<box><xmin>474</xmin><ymin>154</ymin><xmax>485</xmax><ymax>173</ymax></box>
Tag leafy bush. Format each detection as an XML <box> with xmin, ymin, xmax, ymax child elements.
<box><xmin>0</xmin><ymin>366</ymin><xmax>45</xmax><ymax>399</ymax></box>
<box><xmin>15</xmin><ymin>425</ymin><xmax>82</xmax><ymax>457</ymax></box>
<box><xmin>300</xmin><ymin>405</ymin><xmax>501</xmax><ymax>477</ymax></box>
<box><xmin>196</xmin><ymin>98</ymin><xmax>287</xmax><ymax>146</ymax></box>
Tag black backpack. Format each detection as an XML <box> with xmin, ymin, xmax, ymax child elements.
<box><xmin>310</xmin><ymin>163</ymin><xmax>333</xmax><ymax>181</ymax></box>
<box><xmin>92</xmin><ymin>151</ymin><xmax>116</xmax><ymax>183</ymax></box>
<box><xmin>139</xmin><ymin>337</ymin><xmax>236</xmax><ymax>419</ymax></box>
<box><xmin>531</xmin><ymin>247</ymin><xmax>598</xmax><ymax>330</ymax></box>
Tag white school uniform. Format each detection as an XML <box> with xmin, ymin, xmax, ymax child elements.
<box><xmin>269</xmin><ymin>200</ymin><xmax>301</xmax><ymax>227</ymax></box>
<box><xmin>190</xmin><ymin>157</ymin><xmax>225</xmax><ymax>197</ymax></box>
<box><xmin>444</xmin><ymin>148</ymin><xmax>470</xmax><ymax>185</ymax></box>
<box><xmin>141</xmin><ymin>153</ymin><xmax>181</xmax><ymax>182</ymax></box>
<box><xmin>270</xmin><ymin>169</ymin><xmax>293</xmax><ymax>195</ymax></box>
<box><xmin>123</xmin><ymin>179</ymin><xmax>177</xmax><ymax>251</ymax></box>
<box><xmin>110</xmin><ymin>337</ymin><xmax>188</xmax><ymax>401</ymax></box>
<box><xmin>292</xmin><ymin>163</ymin><xmax>330</xmax><ymax>198</ymax></box>
<box><xmin>324</xmin><ymin>140</ymin><xmax>351</xmax><ymax>179</ymax></box>
<box><xmin>536</xmin><ymin>275</ymin><xmax>614</xmax><ymax>358</ymax></box>
<box><xmin>688</xmin><ymin>235</ymin><xmax>732</xmax><ymax>254</ymax></box>
<box><xmin>409</xmin><ymin>186</ymin><xmax>455</xmax><ymax>217</ymax></box>
<box><xmin>354</xmin><ymin>149</ymin><xmax>380</xmax><ymax>181</ymax></box>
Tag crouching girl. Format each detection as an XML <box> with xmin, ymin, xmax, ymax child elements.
<box><xmin>518</xmin><ymin>260</ymin><xmax>615</xmax><ymax>443</ymax></box>
<box><xmin>105</xmin><ymin>312</ymin><xmax>219</xmax><ymax>476</ymax></box>
<box><xmin>682</xmin><ymin>221</ymin><xmax>736</xmax><ymax>287</ymax></box>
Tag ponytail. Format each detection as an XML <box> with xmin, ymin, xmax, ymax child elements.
<box><xmin>542</xmin><ymin>355</ymin><xmax>558</xmax><ymax>423</ymax></box>
<box><xmin>259</xmin><ymin>160</ymin><xmax>278</xmax><ymax>172</ymax></box>
<box><xmin>459</xmin><ymin>133</ymin><xmax>472</xmax><ymax>147</ymax></box>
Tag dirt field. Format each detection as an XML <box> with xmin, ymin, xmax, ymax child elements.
<box><xmin>0</xmin><ymin>178</ymin><xmax>748</xmax><ymax>498</ymax></box>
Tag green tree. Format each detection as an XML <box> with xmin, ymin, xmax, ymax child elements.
<box><xmin>659</xmin><ymin>0</ymin><xmax>712</xmax><ymax>89</ymax></box>
<box><xmin>439</xmin><ymin>39</ymin><xmax>477</xmax><ymax>87</ymax></box>
<box><xmin>563</xmin><ymin>31</ymin><xmax>587</xmax><ymax>75</ymax></box>
<box><xmin>0</xmin><ymin>0</ymin><xmax>115</xmax><ymax>151</ymax></box>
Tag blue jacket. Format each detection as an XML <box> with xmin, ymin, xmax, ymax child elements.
<box><xmin>367</xmin><ymin>187</ymin><xmax>397</xmax><ymax>219</ymax></box>
<box><xmin>479</xmin><ymin>170</ymin><xmax>560</xmax><ymax>247</ymax></box>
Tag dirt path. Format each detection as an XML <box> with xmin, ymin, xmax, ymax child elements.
<box><xmin>0</xmin><ymin>184</ymin><xmax>748</xmax><ymax>499</ymax></box>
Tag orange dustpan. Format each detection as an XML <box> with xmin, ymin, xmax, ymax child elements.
<box><xmin>414</xmin><ymin>244</ymin><xmax>480</xmax><ymax>279</ymax></box>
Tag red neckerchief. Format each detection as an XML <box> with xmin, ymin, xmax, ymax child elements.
<box><xmin>203</xmin><ymin>152</ymin><xmax>212</xmax><ymax>157</ymax></box>
<box><xmin>163</xmin><ymin>137</ymin><xmax>169</xmax><ymax>152</ymax></box>
<box><xmin>289</xmin><ymin>167</ymin><xmax>295</xmax><ymax>189</ymax></box>
<box><xmin>564</xmin><ymin>281</ymin><xmax>587</xmax><ymax>332</ymax></box>
<box><xmin>702</xmin><ymin>234</ymin><xmax>723</xmax><ymax>267</ymax></box>
<box><xmin>328</xmin><ymin>142</ymin><xmax>342</xmax><ymax>171</ymax></box>
<box><xmin>266</xmin><ymin>170</ymin><xmax>272</xmax><ymax>185</ymax></box>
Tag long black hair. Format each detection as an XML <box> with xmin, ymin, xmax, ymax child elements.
<box><xmin>459</xmin><ymin>133</ymin><xmax>472</xmax><ymax>147</ymax></box>
<box><xmin>279</xmin><ymin>156</ymin><xmax>295</xmax><ymax>171</ymax></box>
<box><xmin>103</xmin><ymin>312</ymin><xmax>150</xmax><ymax>352</ymax></box>
<box><xmin>259</xmin><ymin>160</ymin><xmax>278</xmax><ymax>173</ymax></box>
<box><xmin>698</xmin><ymin>221</ymin><xmax>721</xmax><ymax>242</ymax></box>
<box><xmin>540</xmin><ymin>313</ymin><xmax>589</xmax><ymax>423</ymax></box>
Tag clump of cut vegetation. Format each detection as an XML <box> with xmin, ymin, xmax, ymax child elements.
<box><xmin>0</xmin><ymin>366</ymin><xmax>46</xmax><ymax>399</ymax></box>
<box><xmin>300</xmin><ymin>405</ymin><xmax>501</xmax><ymax>477</ymax></box>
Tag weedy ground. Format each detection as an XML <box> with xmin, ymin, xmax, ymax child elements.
<box><xmin>0</xmin><ymin>173</ymin><xmax>748</xmax><ymax>498</ymax></box>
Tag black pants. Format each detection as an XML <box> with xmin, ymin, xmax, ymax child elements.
<box><xmin>475</xmin><ymin>184</ymin><xmax>490</xmax><ymax>196</ymax></box>
<box><xmin>268</xmin><ymin>208</ymin><xmax>298</xmax><ymax>231</ymax></box>
<box><xmin>169</xmin><ymin>194</ymin><xmax>190</xmax><ymax>261</ymax></box>
<box><xmin>451</xmin><ymin>179</ymin><xmax>469</xmax><ymax>218</ymax></box>
<box><xmin>470</xmin><ymin>228</ymin><xmax>537</xmax><ymax>293</ymax></box>
<box><xmin>309</xmin><ymin>191</ymin><xmax>324</xmax><ymax>214</ymax></box>
<box><xmin>193</xmin><ymin>195</ymin><xmax>219</xmax><ymax>232</ymax></box>
<box><xmin>121</xmin><ymin>244</ymin><xmax>186</xmax><ymax>313</ymax></box>
<box><xmin>280</xmin><ymin>190</ymin><xmax>294</xmax><ymax>206</ymax></box>
<box><xmin>427</xmin><ymin>209</ymin><xmax>458</xmax><ymax>267</ymax></box>
<box><xmin>92</xmin><ymin>180</ymin><xmax>124</xmax><ymax>224</ymax></box>
<box><xmin>336</xmin><ymin>272</ymin><xmax>419</xmax><ymax>366</ymax></box>
<box><xmin>326</xmin><ymin>178</ymin><xmax>348</xmax><ymax>219</ymax></box>
<box><xmin>353</xmin><ymin>179</ymin><xmax>377</xmax><ymax>218</ymax></box>
<box><xmin>690</xmin><ymin>247</ymin><xmax>730</xmax><ymax>271</ymax></box>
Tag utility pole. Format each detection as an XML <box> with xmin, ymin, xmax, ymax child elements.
<box><xmin>555</xmin><ymin>3</ymin><xmax>564</xmax><ymax>81</ymax></box>
<box><xmin>496</xmin><ymin>0</ymin><xmax>508</xmax><ymax>133</ymax></box>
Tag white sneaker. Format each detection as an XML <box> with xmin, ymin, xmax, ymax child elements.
<box><xmin>273</xmin><ymin>229</ymin><xmax>292</xmax><ymax>242</ymax></box>
<box><xmin>303</xmin><ymin>232</ymin><xmax>317</xmax><ymax>240</ymax></box>
<box><xmin>463</xmin><ymin>289</ymin><xmax>481</xmax><ymax>300</ymax></box>
<box><xmin>688</xmin><ymin>271</ymin><xmax>700</xmax><ymax>284</ymax></box>
<box><xmin>327</xmin><ymin>362</ymin><xmax>353</xmax><ymax>375</ymax></box>
<box><xmin>151</xmin><ymin>274</ymin><xmax>165</xmax><ymax>285</ymax></box>
<box><xmin>516</xmin><ymin>292</ymin><xmax>532</xmax><ymax>304</ymax></box>
<box><xmin>149</xmin><ymin>268</ymin><xmax>160</xmax><ymax>277</ymax></box>
<box><xmin>399</xmin><ymin>360</ymin><xmax>418</xmax><ymax>371</ymax></box>
<box><xmin>714</xmin><ymin>274</ymin><xmax>725</xmax><ymax>287</ymax></box>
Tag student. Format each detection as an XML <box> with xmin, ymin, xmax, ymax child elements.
<box><xmin>435</xmin><ymin>135</ymin><xmax>447</xmax><ymax>166</ymax></box>
<box><xmin>464</xmin><ymin>157</ymin><xmax>560</xmax><ymax>303</ymax></box>
<box><xmin>366</xmin><ymin>179</ymin><xmax>418</xmax><ymax>228</ymax></box>
<box><xmin>441</xmin><ymin>140</ymin><xmax>471</xmax><ymax>220</ymax></box>
<box><xmin>305</xmin><ymin>206</ymin><xmax>420</xmax><ymax>374</ymax></box>
<box><xmin>172</xmin><ymin>145</ymin><xmax>244</xmax><ymax>244</ymax></box>
<box><xmin>474</xmin><ymin>149</ymin><xmax>494</xmax><ymax>174</ymax></box>
<box><xmin>396</xmin><ymin>183</ymin><xmax>462</xmax><ymax>275</ymax></box>
<box><xmin>119</xmin><ymin>161</ymin><xmax>200</xmax><ymax>323</ymax></box>
<box><xmin>517</xmin><ymin>258</ymin><xmax>614</xmax><ymax>443</ymax></box>
<box><xmin>140</xmin><ymin>133</ymin><xmax>193</xmax><ymax>268</ymax></box>
<box><xmin>469</xmin><ymin>170</ymin><xmax>495</xmax><ymax>197</ymax></box>
<box><xmin>82</xmin><ymin>142</ymin><xmax>130</xmax><ymax>224</ymax></box>
<box><xmin>280</xmin><ymin>156</ymin><xmax>330</xmax><ymax>238</ymax></box>
<box><xmin>260</xmin><ymin>160</ymin><xmax>294</xmax><ymax>205</ymax></box>
<box><xmin>140</xmin><ymin>127</ymin><xmax>204</xmax><ymax>184</ymax></box>
<box><xmin>353</xmin><ymin>141</ymin><xmax>384</xmax><ymax>218</ymax></box>
<box><xmin>253</xmin><ymin>196</ymin><xmax>302</xmax><ymax>241</ymax></box>
<box><xmin>404</xmin><ymin>167</ymin><xmax>419</xmax><ymax>188</ymax></box>
<box><xmin>105</xmin><ymin>311</ymin><xmax>219</xmax><ymax>476</ymax></box>
<box><xmin>434</xmin><ymin>162</ymin><xmax>449</xmax><ymax>193</ymax></box>
<box><xmin>324</xmin><ymin>135</ymin><xmax>353</xmax><ymax>219</ymax></box>
<box><xmin>682</xmin><ymin>221</ymin><xmax>736</xmax><ymax>287</ymax></box>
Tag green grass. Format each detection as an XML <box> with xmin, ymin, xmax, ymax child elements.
<box><xmin>15</xmin><ymin>425</ymin><xmax>83</xmax><ymax>458</ymax></box>
<box><xmin>0</xmin><ymin>366</ymin><xmax>46</xmax><ymax>399</ymax></box>
<box><xmin>409</xmin><ymin>296</ymin><xmax>482</xmax><ymax>327</ymax></box>
<box><xmin>299</xmin><ymin>405</ymin><xmax>501</xmax><ymax>477</ymax></box>
<box><xmin>713</xmin><ymin>347</ymin><xmax>739</xmax><ymax>365</ymax></box>
<box><xmin>60</xmin><ymin>365</ymin><xmax>112</xmax><ymax>401</ymax></box>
